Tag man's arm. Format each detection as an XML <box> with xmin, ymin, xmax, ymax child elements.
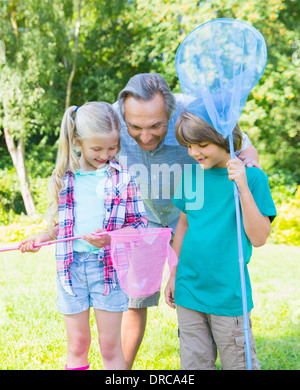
<box><xmin>238</xmin><ymin>145</ymin><xmax>262</xmax><ymax>169</ymax></box>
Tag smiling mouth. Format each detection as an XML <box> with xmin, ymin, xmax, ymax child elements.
<box><xmin>197</xmin><ymin>157</ymin><xmax>206</xmax><ymax>163</ymax></box>
<box><xmin>95</xmin><ymin>159</ymin><xmax>107</xmax><ymax>164</ymax></box>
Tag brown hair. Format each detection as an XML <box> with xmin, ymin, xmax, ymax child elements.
<box><xmin>175</xmin><ymin>110</ymin><xmax>242</xmax><ymax>153</ymax></box>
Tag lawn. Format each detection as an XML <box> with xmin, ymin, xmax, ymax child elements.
<box><xmin>0</xmin><ymin>243</ymin><xmax>299</xmax><ymax>370</ymax></box>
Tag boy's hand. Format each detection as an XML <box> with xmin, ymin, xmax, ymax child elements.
<box><xmin>227</xmin><ymin>158</ymin><xmax>249</xmax><ymax>194</ymax></box>
<box><xmin>164</xmin><ymin>274</ymin><xmax>176</xmax><ymax>309</ymax></box>
<box><xmin>82</xmin><ymin>229</ymin><xmax>111</xmax><ymax>248</ymax></box>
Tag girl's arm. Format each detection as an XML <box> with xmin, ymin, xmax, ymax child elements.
<box><xmin>227</xmin><ymin>158</ymin><xmax>271</xmax><ymax>247</ymax></box>
<box><xmin>19</xmin><ymin>225</ymin><xmax>59</xmax><ymax>253</ymax></box>
<box><xmin>165</xmin><ymin>212</ymin><xmax>189</xmax><ymax>308</ymax></box>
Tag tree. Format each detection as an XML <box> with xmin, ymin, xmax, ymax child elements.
<box><xmin>0</xmin><ymin>0</ymin><xmax>73</xmax><ymax>216</ymax></box>
<box><xmin>65</xmin><ymin>0</ymin><xmax>81</xmax><ymax>109</ymax></box>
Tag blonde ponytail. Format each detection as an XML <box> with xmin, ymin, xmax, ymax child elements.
<box><xmin>47</xmin><ymin>106</ymin><xmax>80</xmax><ymax>230</ymax></box>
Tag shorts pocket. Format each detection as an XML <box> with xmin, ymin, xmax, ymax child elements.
<box><xmin>234</xmin><ymin>333</ymin><xmax>260</xmax><ymax>370</ymax></box>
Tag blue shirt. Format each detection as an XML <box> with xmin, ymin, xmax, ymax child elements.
<box><xmin>73</xmin><ymin>166</ymin><xmax>107</xmax><ymax>252</ymax></box>
<box><xmin>114</xmin><ymin>94</ymin><xmax>252</xmax><ymax>231</ymax></box>
<box><xmin>172</xmin><ymin>165</ymin><xmax>277</xmax><ymax>316</ymax></box>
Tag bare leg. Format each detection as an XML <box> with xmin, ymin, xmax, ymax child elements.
<box><xmin>64</xmin><ymin>309</ymin><xmax>91</xmax><ymax>369</ymax></box>
<box><xmin>95</xmin><ymin>309</ymin><xmax>125</xmax><ymax>370</ymax></box>
<box><xmin>121</xmin><ymin>308</ymin><xmax>147</xmax><ymax>370</ymax></box>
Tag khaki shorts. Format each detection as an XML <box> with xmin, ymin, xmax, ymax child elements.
<box><xmin>129</xmin><ymin>291</ymin><xmax>160</xmax><ymax>309</ymax></box>
<box><xmin>177</xmin><ymin>305</ymin><xmax>261</xmax><ymax>370</ymax></box>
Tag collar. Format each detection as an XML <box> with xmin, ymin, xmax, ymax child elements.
<box><xmin>65</xmin><ymin>159</ymin><xmax>121</xmax><ymax>176</ymax></box>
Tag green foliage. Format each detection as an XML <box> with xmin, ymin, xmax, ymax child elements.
<box><xmin>270</xmin><ymin>186</ymin><xmax>300</xmax><ymax>245</ymax></box>
<box><xmin>0</xmin><ymin>168</ymin><xmax>26</xmax><ymax>224</ymax></box>
<box><xmin>268</xmin><ymin>169</ymin><xmax>298</xmax><ymax>204</ymax></box>
<box><xmin>0</xmin><ymin>168</ymin><xmax>49</xmax><ymax>227</ymax></box>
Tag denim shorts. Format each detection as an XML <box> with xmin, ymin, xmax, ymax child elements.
<box><xmin>57</xmin><ymin>251</ymin><xmax>129</xmax><ymax>315</ymax></box>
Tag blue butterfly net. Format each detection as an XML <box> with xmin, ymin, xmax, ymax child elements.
<box><xmin>175</xmin><ymin>18</ymin><xmax>267</xmax><ymax>138</ymax></box>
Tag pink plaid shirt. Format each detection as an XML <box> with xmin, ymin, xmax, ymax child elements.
<box><xmin>56</xmin><ymin>159</ymin><xmax>148</xmax><ymax>296</ymax></box>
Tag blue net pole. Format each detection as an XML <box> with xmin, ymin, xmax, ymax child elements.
<box><xmin>228</xmin><ymin>134</ymin><xmax>252</xmax><ymax>370</ymax></box>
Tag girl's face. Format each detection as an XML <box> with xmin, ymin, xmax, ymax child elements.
<box><xmin>187</xmin><ymin>142</ymin><xmax>229</xmax><ymax>169</ymax></box>
<box><xmin>76</xmin><ymin>132</ymin><xmax>119</xmax><ymax>171</ymax></box>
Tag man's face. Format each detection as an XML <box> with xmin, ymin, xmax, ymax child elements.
<box><xmin>124</xmin><ymin>93</ymin><xmax>169</xmax><ymax>151</ymax></box>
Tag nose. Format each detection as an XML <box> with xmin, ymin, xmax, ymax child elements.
<box><xmin>101</xmin><ymin>150</ymin><xmax>110</xmax><ymax>160</ymax></box>
<box><xmin>189</xmin><ymin>145</ymin><xmax>200</xmax><ymax>157</ymax></box>
<box><xmin>140</xmin><ymin>130</ymin><xmax>153</xmax><ymax>145</ymax></box>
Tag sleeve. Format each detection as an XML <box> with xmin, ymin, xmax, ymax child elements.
<box><xmin>235</xmin><ymin>132</ymin><xmax>252</xmax><ymax>156</ymax></box>
<box><xmin>172</xmin><ymin>172</ymin><xmax>186</xmax><ymax>213</ymax></box>
<box><xmin>248</xmin><ymin>168</ymin><xmax>277</xmax><ymax>223</ymax></box>
<box><xmin>125</xmin><ymin>173</ymin><xmax>148</xmax><ymax>228</ymax></box>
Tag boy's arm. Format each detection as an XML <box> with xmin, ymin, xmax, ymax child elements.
<box><xmin>227</xmin><ymin>158</ymin><xmax>271</xmax><ymax>247</ymax></box>
<box><xmin>165</xmin><ymin>212</ymin><xmax>189</xmax><ymax>308</ymax></box>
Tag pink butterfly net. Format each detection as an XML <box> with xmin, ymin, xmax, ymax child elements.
<box><xmin>109</xmin><ymin>228</ymin><xmax>178</xmax><ymax>297</ymax></box>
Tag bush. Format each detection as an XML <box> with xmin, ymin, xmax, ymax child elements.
<box><xmin>0</xmin><ymin>168</ymin><xmax>26</xmax><ymax>224</ymax></box>
<box><xmin>0</xmin><ymin>168</ymin><xmax>49</xmax><ymax>226</ymax></box>
<box><xmin>267</xmin><ymin>170</ymin><xmax>299</xmax><ymax>205</ymax></box>
<box><xmin>0</xmin><ymin>219</ymin><xmax>48</xmax><ymax>243</ymax></box>
<box><xmin>270</xmin><ymin>186</ymin><xmax>300</xmax><ymax>246</ymax></box>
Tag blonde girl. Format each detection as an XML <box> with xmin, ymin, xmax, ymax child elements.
<box><xmin>20</xmin><ymin>102</ymin><xmax>147</xmax><ymax>370</ymax></box>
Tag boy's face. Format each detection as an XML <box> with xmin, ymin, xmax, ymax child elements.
<box><xmin>188</xmin><ymin>142</ymin><xmax>229</xmax><ymax>169</ymax></box>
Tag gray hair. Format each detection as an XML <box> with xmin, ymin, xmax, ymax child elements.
<box><xmin>118</xmin><ymin>73</ymin><xmax>176</xmax><ymax>119</ymax></box>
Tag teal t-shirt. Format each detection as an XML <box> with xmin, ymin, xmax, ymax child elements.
<box><xmin>172</xmin><ymin>165</ymin><xmax>277</xmax><ymax>316</ymax></box>
<box><xmin>73</xmin><ymin>166</ymin><xmax>108</xmax><ymax>253</ymax></box>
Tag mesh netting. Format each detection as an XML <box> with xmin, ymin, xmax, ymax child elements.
<box><xmin>175</xmin><ymin>18</ymin><xmax>267</xmax><ymax>137</ymax></box>
<box><xmin>109</xmin><ymin>228</ymin><xmax>178</xmax><ymax>297</ymax></box>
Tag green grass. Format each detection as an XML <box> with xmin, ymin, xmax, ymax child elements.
<box><xmin>0</xmin><ymin>243</ymin><xmax>299</xmax><ymax>370</ymax></box>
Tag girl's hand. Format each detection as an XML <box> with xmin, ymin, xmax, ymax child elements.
<box><xmin>227</xmin><ymin>158</ymin><xmax>249</xmax><ymax>193</ymax></box>
<box><xmin>19</xmin><ymin>231</ymin><xmax>50</xmax><ymax>253</ymax></box>
<box><xmin>82</xmin><ymin>229</ymin><xmax>111</xmax><ymax>248</ymax></box>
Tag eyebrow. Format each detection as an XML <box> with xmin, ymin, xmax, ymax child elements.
<box><xmin>126</xmin><ymin>121</ymin><xmax>165</xmax><ymax>129</ymax></box>
<box><xmin>91</xmin><ymin>144</ymin><xmax>118</xmax><ymax>148</ymax></box>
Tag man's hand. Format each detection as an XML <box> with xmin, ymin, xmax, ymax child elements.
<box><xmin>238</xmin><ymin>155</ymin><xmax>262</xmax><ymax>169</ymax></box>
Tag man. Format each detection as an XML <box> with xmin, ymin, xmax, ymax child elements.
<box><xmin>113</xmin><ymin>73</ymin><xmax>259</xmax><ymax>369</ymax></box>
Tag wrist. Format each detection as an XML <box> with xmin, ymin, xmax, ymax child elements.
<box><xmin>238</xmin><ymin>185</ymin><xmax>251</xmax><ymax>198</ymax></box>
